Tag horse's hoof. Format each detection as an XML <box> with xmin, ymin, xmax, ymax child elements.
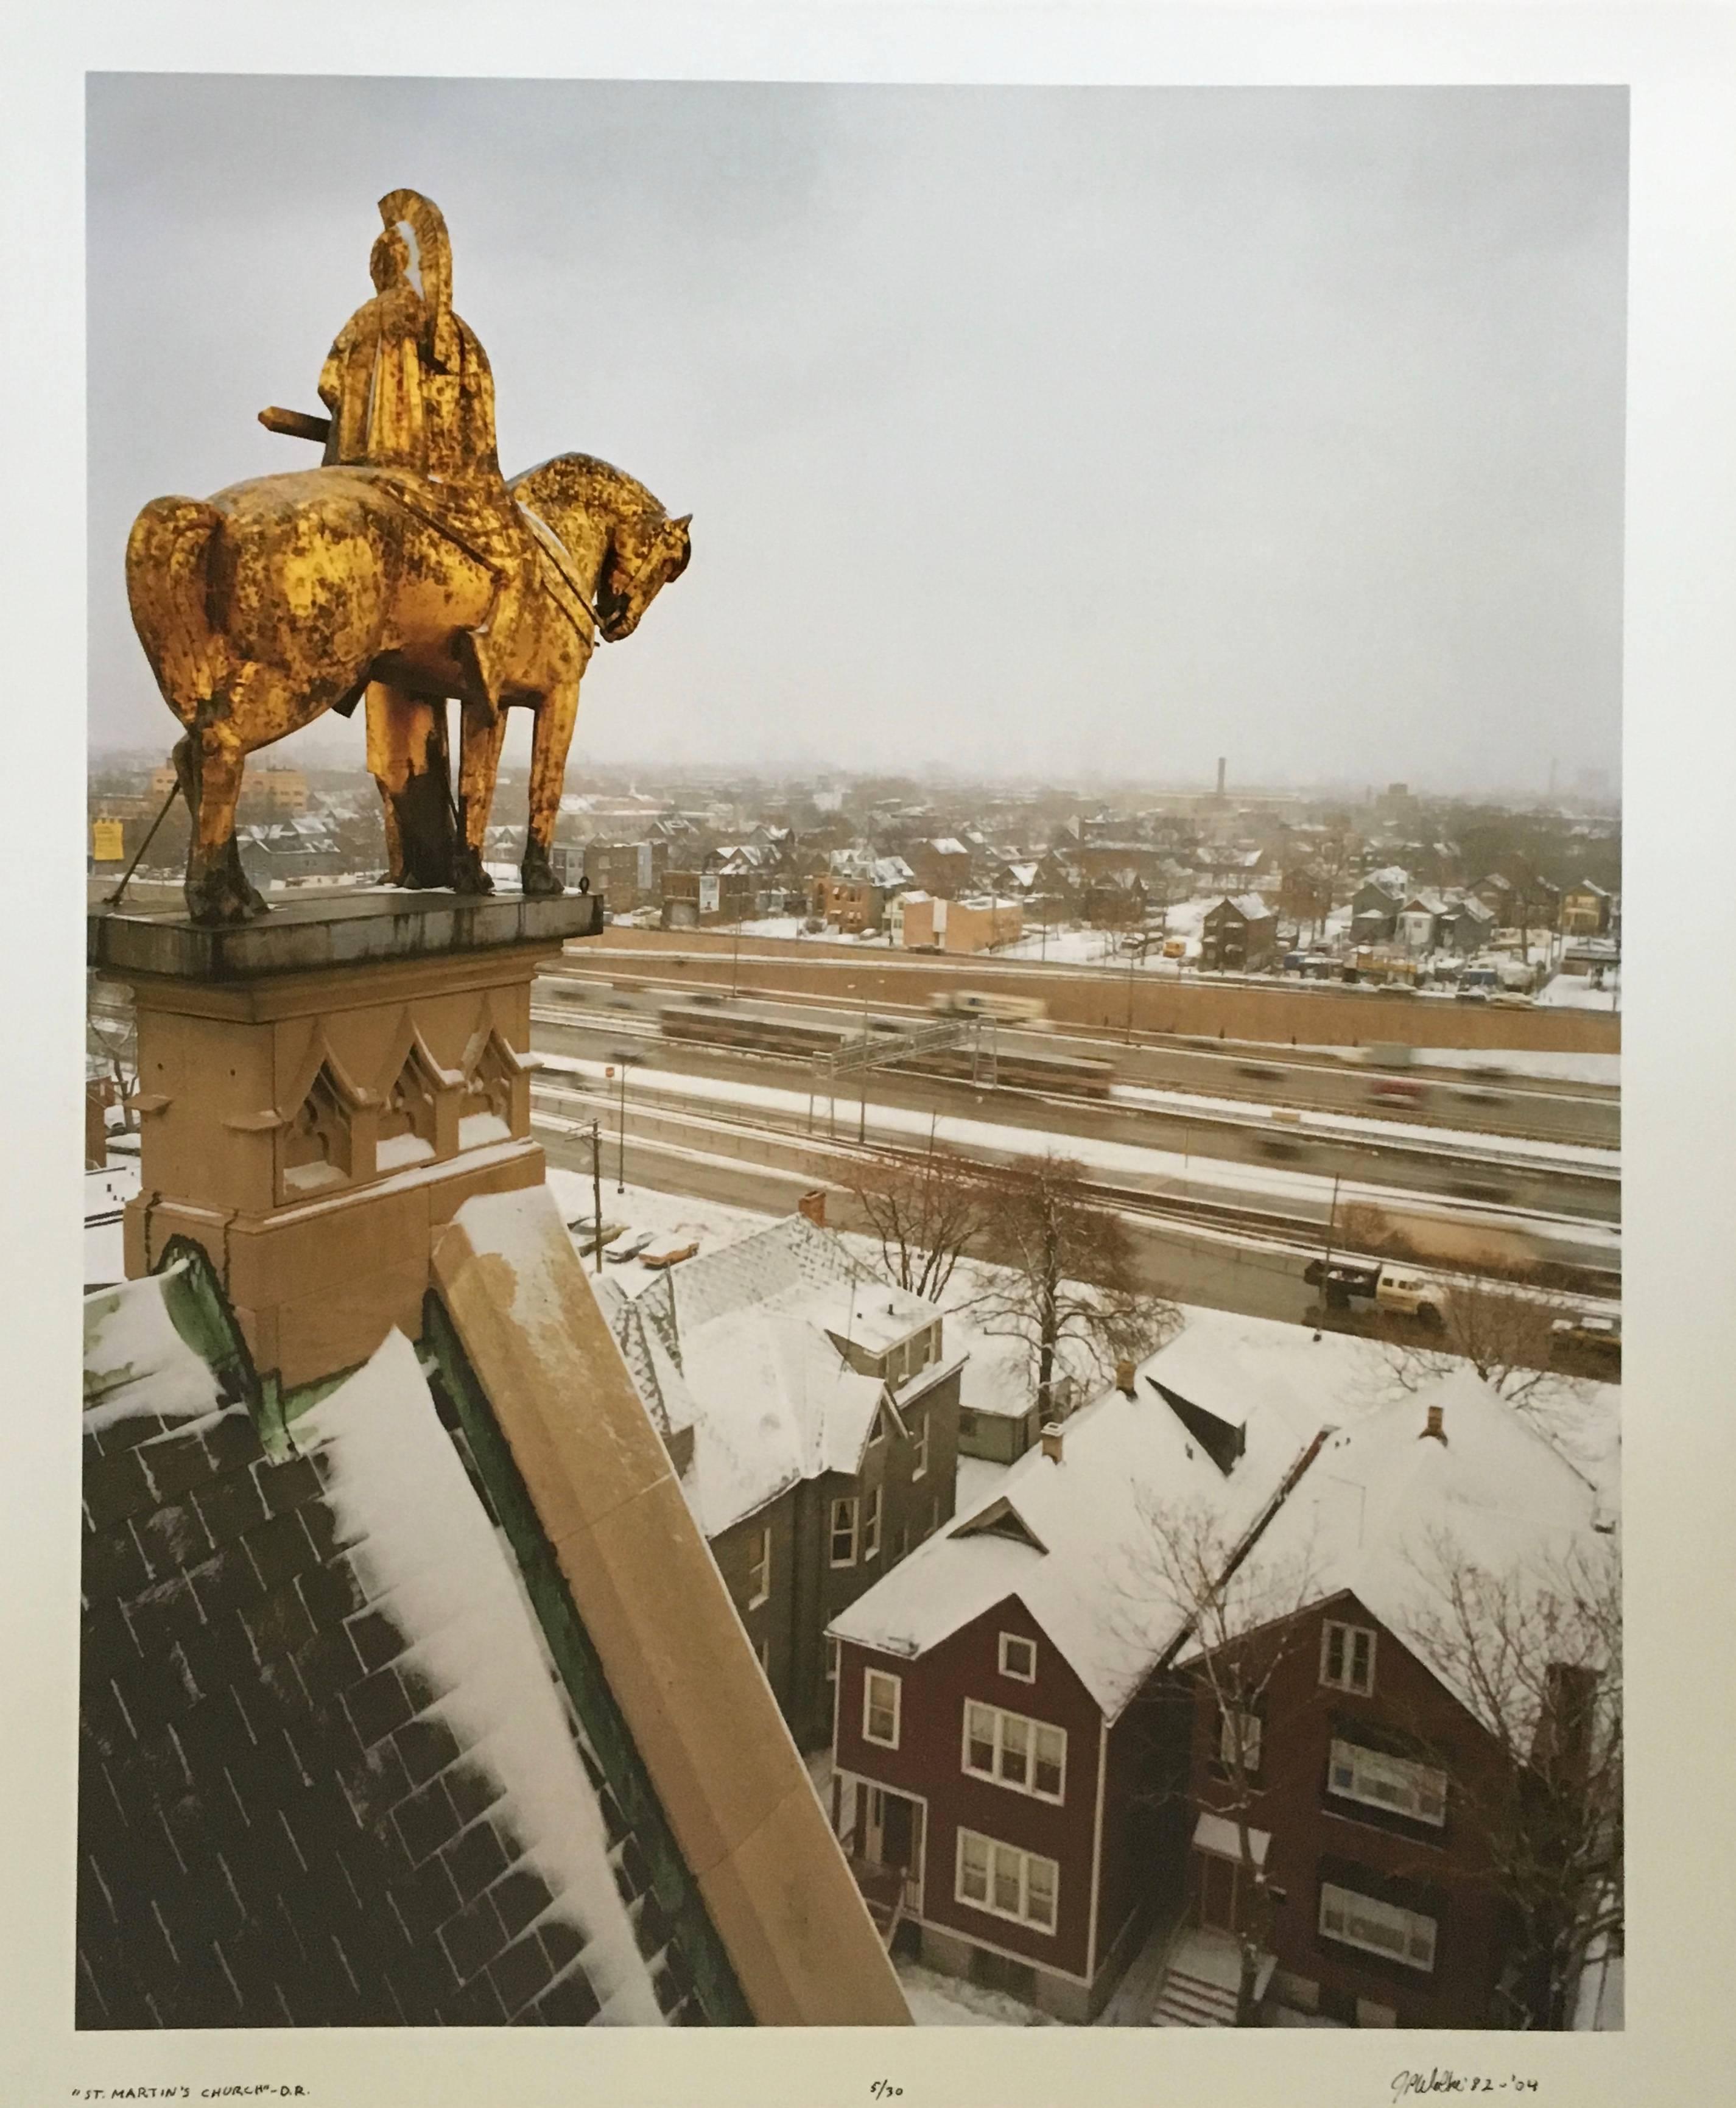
<box><xmin>521</xmin><ymin>864</ymin><xmax>563</xmax><ymax>899</ymax></box>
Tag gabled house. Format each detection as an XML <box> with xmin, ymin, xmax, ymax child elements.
<box><xmin>1170</xmin><ymin>1369</ymin><xmax>1613</xmax><ymax>2031</ymax></box>
<box><xmin>826</xmin><ymin>1346</ymin><xmax>1327</xmax><ymax>2017</ymax></box>
<box><xmin>905</xmin><ymin>838</ymin><xmax>974</xmax><ymax>899</ymax></box>
<box><xmin>1201</xmin><ymin>895</ymin><xmax>1278</xmax><ymax>973</ymax></box>
<box><xmin>596</xmin><ymin>1215</ymin><xmax>965</xmax><ymax>1751</ymax></box>
<box><xmin>1559</xmin><ymin>881</ymin><xmax>1614</xmax><ymax>936</ymax></box>
<box><xmin>1396</xmin><ymin>893</ymin><xmax>1447</xmax><ymax>952</ymax></box>
<box><xmin>1436</xmin><ymin>896</ymin><xmax>1497</xmax><ymax>955</ymax></box>
<box><xmin>1351</xmin><ymin>875</ymin><xmax>1407</xmax><ymax>943</ymax></box>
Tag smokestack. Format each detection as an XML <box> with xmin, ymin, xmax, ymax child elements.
<box><xmin>1040</xmin><ymin>1421</ymin><xmax>1065</xmax><ymax>1463</ymax></box>
<box><xmin>798</xmin><ymin>1188</ymin><xmax>827</xmax><ymax>1228</ymax></box>
<box><xmin>1420</xmin><ymin>1403</ymin><xmax>1447</xmax><ymax>1444</ymax></box>
<box><xmin>1115</xmin><ymin>1359</ymin><xmax>1137</xmax><ymax>1397</ymax></box>
<box><xmin>1216</xmin><ymin>756</ymin><xmax>1226</xmax><ymax>798</ymax></box>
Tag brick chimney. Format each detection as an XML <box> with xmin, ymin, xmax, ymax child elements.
<box><xmin>1421</xmin><ymin>1402</ymin><xmax>1448</xmax><ymax>1444</ymax></box>
<box><xmin>1115</xmin><ymin>1358</ymin><xmax>1137</xmax><ymax>1397</ymax></box>
<box><xmin>1040</xmin><ymin>1421</ymin><xmax>1065</xmax><ymax>1463</ymax></box>
<box><xmin>798</xmin><ymin>1188</ymin><xmax>827</xmax><ymax>1228</ymax></box>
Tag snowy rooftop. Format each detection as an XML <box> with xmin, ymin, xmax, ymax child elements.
<box><xmin>593</xmin><ymin>1214</ymin><xmax>947</xmax><ymax>1537</ymax></box>
<box><xmin>828</xmin><ymin>1333</ymin><xmax>1330</xmax><ymax>1719</ymax></box>
<box><xmin>1198</xmin><ymin>1366</ymin><xmax>1610</xmax><ymax>1706</ymax></box>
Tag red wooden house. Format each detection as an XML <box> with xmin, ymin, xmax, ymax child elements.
<box><xmin>828</xmin><ymin>1351</ymin><xmax>1326</xmax><ymax>2020</ymax></box>
<box><xmin>1171</xmin><ymin>1369</ymin><xmax>1614</xmax><ymax>2029</ymax></box>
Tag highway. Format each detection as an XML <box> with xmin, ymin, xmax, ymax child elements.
<box><xmin>536</xmin><ymin>961</ymin><xmax>1619</xmax><ymax>1148</ymax></box>
<box><xmin>528</xmin><ymin>989</ymin><xmax>1621</xmax><ymax>1237</ymax></box>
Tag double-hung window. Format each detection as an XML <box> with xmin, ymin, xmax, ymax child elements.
<box><xmin>1327</xmin><ymin>1740</ymin><xmax>1447</xmax><ymax>1827</ymax></box>
<box><xmin>911</xmin><ymin>1412</ymin><xmax>929</xmax><ymax>1480</ymax></box>
<box><xmin>1320</xmin><ymin>1619</ymin><xmax>1377</xmax><ymax>1695</ymax></box>
<box><xmin>963</xmin><ymin>1701</ymin><xmax>1066</xmax><ymax>1802</ymax></box>
<box><xmin>830</xmin><ymin>1497</ymin><xmax>858</xmax><ymax>1567</ymax></box>
<box><xmin>863</xmin><ymin>1486</ymin><xmax>882</xmax><ymax>1561</ymax></box>
<box><xmin>1318</xmin><ymin>1881</ymin><xmax>1437</xmax><ymax>1972</ymax></box>
<box><xmin>863</xmin><ymin>1669</ymin><xmax>901</xmax><ymax>1748</ymax></box>
<box><xmin>746</xmin><ymin>1525</ymin><xmax>771</xmax><ymax>1609</ymax></box>
<box><xmin>1218</xmin><ymin>1707</ymin><xmax>1263</xmax><ymax>1777</ymax></box>
<box><xmin>956</xmin><ymin>1829</ymin><xmax>1058</xmax><ymax>1933</ymax></box>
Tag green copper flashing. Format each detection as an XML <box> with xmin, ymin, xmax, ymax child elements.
<box><xmin>419</xmin><ymin>1290</ymin><xmax>754</xmax><ymax>2026</ymax></box>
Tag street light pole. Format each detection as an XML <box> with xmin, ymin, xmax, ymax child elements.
<box><xmin>614</xmin><ymin>1055</ymin><xmax>635</xmax><ymax>1194</ymax></box>
<box><xmin>590</xmin><ymin>1119</ymin><xmax>604</xmax><ymax>1274</ymax></box>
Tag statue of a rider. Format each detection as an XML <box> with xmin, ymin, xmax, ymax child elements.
<box><xmin>312</xmin><ymin>191</ymin><xmax>593</xmax><ymax>884</ymax></box>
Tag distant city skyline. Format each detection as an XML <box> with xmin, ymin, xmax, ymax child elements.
<box><xmin>90</xmin><ymin>77</ymin><xmax>1627</xmax><ymax>790</ymax></box>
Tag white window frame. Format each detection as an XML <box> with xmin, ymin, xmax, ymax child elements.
<box><xmin>1219</xmin><ymin>1707</ymin><xmax>1263</xmax><ymax>1777</ymax></box>
<box><xmin>1320</xmin><ymin>1619</ymin><xmax>1377</xmax><ymax>1696</ymax></box>
<box><xmin>863</xmin><ymin>1484</ymin><xmax>882</xmax><ymax>1561</ymax></box>
<box><xmin>998</xmin><ymin>1633</ymin><xmax>1037</xmax><ymax>1684</ymax></box>
<box><xmin>911</xmin><ymin>1411</ymin><xmax>929</xmax><ymax>1480</ymax></box>
<box><xmin>955</xmin><ymin>1827</ymin><xmax>1058</xmax><ymax>1935</ymax></box>
<box><xmin>868</xmin><ymin>1408</ymin><xmax>885</xmax><ymax>1448</ymax></box>
<box><xmin>962</xmin><ymin>1699</ymin><xmax>1067</xmax><ymax>1804</ymax></box>
<box><xmin>746</xmin><ymin>1524</ymin><xmax>771</xmax><ymax>1610</ymax></box>
<box><xmin>830</xmin><ymin>1496</ymin><xmax>859</xmax><ymax>1569</ymax></box>
<box><xmin>1327</xmin><ymin>1739</ymin><xmax>1447</xmax><ymax>1827</ymax></box>
<box><xmin>1318</xmin><ymin>1881</ymin><xmax>1437</xmax><ymax>1972</ymax></box>
<box><xmin>863</xmin><ymin>1668</ymin><xmax>901</xmax><ymax>1749</ymax></box>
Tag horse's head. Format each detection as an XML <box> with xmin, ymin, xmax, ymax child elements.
<box><xmin>596</xmin><ymin>508</ymin><xmax>692</xmax><ymax>642</ymax></box>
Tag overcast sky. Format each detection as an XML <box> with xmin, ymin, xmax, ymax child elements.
<box><xmin>88</xmin><ymin>76</ymin><xmax>1626</xmax><ymax>793</ymax></box>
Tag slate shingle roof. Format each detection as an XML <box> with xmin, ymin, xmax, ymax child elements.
<box><xmin>78</xmin><ymin>1262</ymin><xmax>740</xmax><ymax>2029</ymax></box>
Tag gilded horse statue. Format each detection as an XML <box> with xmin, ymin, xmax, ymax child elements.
<box><xmin>126</xmin><ymin>453</ymin><xmax>690</xmax><ymax>922</ymax></box>
<box><xmin>123</xmin><ymin>189</ymin><xmax>691</xmax><ymax>924</ymax></box>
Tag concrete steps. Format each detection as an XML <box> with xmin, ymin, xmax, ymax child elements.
<box><xmin>1151</xmin><ymin>1966</ymin><xmax>1242</xmax><ymax>2028</ymax></box>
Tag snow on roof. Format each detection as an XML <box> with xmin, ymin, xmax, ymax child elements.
<box><xmin>828</xmin><ymin>1338</ymin><xmax>1327</xmax><ymax>1718</ymax></box>
<box><xmin>1214</xmin><ymin>1367</ymin><xmax>1607</xmax><ymax>1707</ymax></box>
<box><xmin>597</xmin><ymin>1215</ymin><xmax>944</xmax><ymax>1537</ymax></box>
<box><xmin>83</xmin><ymin>1263</ymin><xmax>225</xmax><ymax>1430</ymax></box>
<box><xmin>298</xmin><ymin>1332</ymin><xmax>666</xmax><ymax>2023</ymax></box>
<box><xmin>929</xmin><ymin>837</ymin><xmax>969</xmax><ymax>857</ymax></box>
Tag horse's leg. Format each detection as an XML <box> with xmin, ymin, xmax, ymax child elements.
<box><xmin>365</xmin><ymin>683</ymin><xmax>455</xmax><ymax>887</ymax></box>
<box><xmin>452</xmin><ymin>697</ymin><xmax>509</xmax><ymax>895</ymax></box>
<box><xmin>521</xmin><ymin>675</ymin><xmax>580</xmax><ymax>898</ymax></box>
<box><xmin>183</xmin><ymin>711</ymin><xmax>251</xmax><ymax>925</ymax></box>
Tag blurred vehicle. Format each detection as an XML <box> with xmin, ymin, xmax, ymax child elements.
<box><xmin>1306</xmin><ymin>1257</ymin><xmax>1447</xmax><ymax>1327</ymax></box>
<box><xmin>1550</xmin><ymin>1313</ymin><xmax>1621</xmax><ymax>1373</ymax></box>
<box><xmin>1369</xmin><ymin>1077</ymin><xmax>1425</xmax><ymax>1106</ymax></box>
<box><xmin>641</xmin><ymin>1240</ymin><xmax>700</xmax><ymax>1270</ymax></box>
<box><xmin>929</xmin><ymin>989</ymin><xmax>1049</xmax><ymax>1024</ymax></box>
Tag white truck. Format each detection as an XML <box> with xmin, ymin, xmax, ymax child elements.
<box><xmin>1305</xmin><ymin>1256</ymin><xmax>1448</xmax><ymax>1327</ymax></box>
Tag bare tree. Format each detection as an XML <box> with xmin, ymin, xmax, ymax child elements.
<box><xmin>845</xmin><ymin>1139</ymin><xmax>999</xmax><ymax>1303</ymax></box>
<box><xmin>1400</xmin><ymin>1528</ymin><xmax>1623</xmax><ymax>2029</ymax></box>
<box><xmin>1123</xmin><ymin>1497</ymin><xmax>1321</xmax><ymax>2026</ymax></box>
<box><xmin>968</xmin><ymin>1152</ymin><xmax>1180</xmax><ymax>1421</ymax></box>
<box><xmin>1380</xmin><ymin>1276</ymin><xmax>1587</xmax><ymax>1416</ymax></box>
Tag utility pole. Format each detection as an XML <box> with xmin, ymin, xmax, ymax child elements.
<box><xmin>589</xmin><ymin>1119</ymin><xmax>604</xmax><ymax>1275</ymax></box>
<box><xmin>1125</xmin><ymin>930</ymin><xmax>1139</xmax><ymax>1043</ymax></box>
<box><xmin>731</xmin><ymin>900</ymin><xmax>744</xmax><ymax>999</ymax></box>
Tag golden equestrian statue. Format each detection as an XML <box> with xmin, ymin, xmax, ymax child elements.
<box><xmin>125</xmin><ymin>189</ymin><xmax>691</xmax><ymax>924</ymax></box>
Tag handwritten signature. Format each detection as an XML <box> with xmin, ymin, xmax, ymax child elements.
<box><xmin>1393</xmin><ymin>2075</ymin><xmax>1539</xmax><ymax>2100</ymax></box>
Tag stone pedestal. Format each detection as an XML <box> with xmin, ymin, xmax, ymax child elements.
<box><xmin>88</xmin><ymin>887</ymin><xmax>602</xmax><ymax>1389</ymax></box>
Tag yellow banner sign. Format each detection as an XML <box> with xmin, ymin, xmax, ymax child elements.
<box><xmin>92</xmin><ymin>818</ymin><xmax>127</xmax><ymax>862</ymax></box>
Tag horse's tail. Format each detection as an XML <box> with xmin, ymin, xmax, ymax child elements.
<box><xmin>125</xmin><ymin>496</ymin><xmax>231</xmax><ymax>722</ymax></box>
